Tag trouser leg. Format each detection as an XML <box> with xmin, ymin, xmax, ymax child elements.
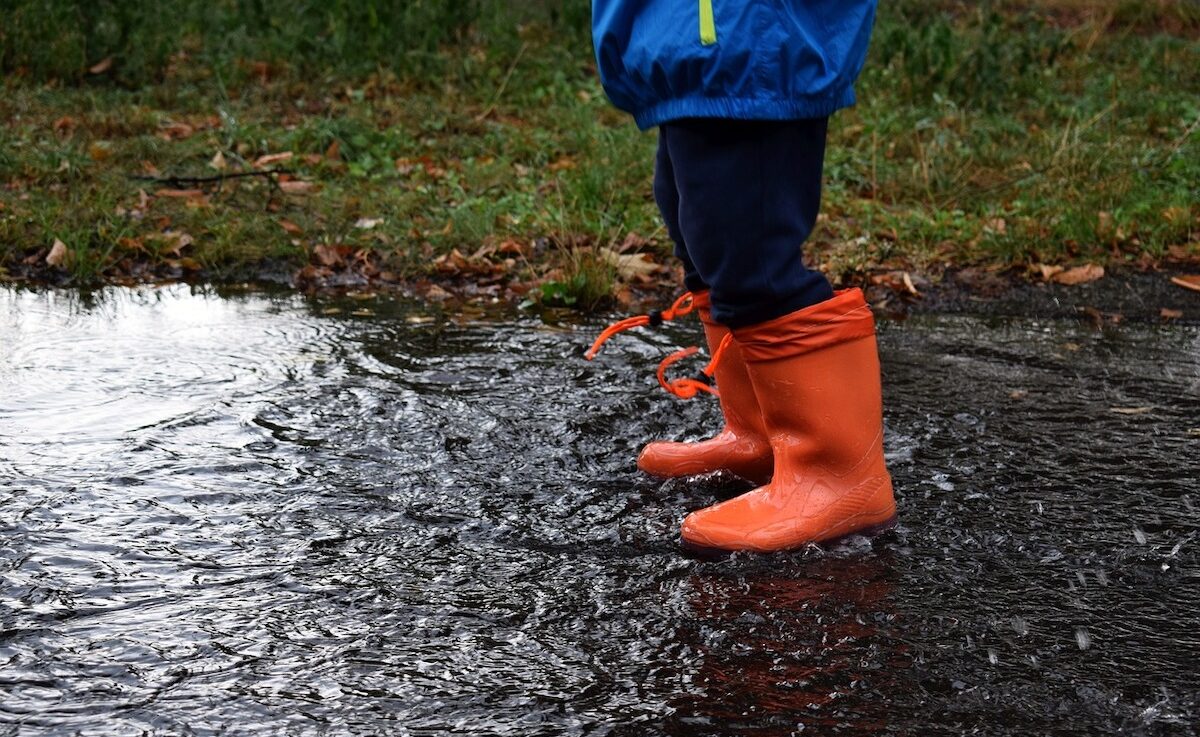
<box><xmin>659</xmin><ymin>117</ymin><xmax>833</xmax><ymax>328</ymax></box>
<box><xmin>653</xmin><ymin>130</ymin><xmax>707</xmax><ymax>294</ymax></box>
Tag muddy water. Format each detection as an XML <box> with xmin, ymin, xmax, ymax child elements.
<box><xmin>1</xmin><ymin>286</ymin><xmax>1197</xmax><ymax>736</ymax></box>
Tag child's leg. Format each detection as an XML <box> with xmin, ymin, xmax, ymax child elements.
<box><xmin>652</xmin><ymin>132</ymin><xmax>707</xmax><ymax>295</ymax></box>
<box><xmin>659</xmin><ymin>118</ymin><xmax>833</xmax><ymax>327</ymax></box>
<box><xmin>638</xmin><ymin>128</ymin><xmax>774</xmax><ymax>483</ymax></box>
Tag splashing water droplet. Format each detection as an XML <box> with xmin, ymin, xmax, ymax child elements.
<box><xmin>1076</xmin><ymin>627</ymin><xmax>1092</xmax><ymax>651</ymax></box>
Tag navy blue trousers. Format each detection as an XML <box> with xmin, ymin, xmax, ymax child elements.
<box><xmin>653</xmin><ymin>118</ymin><xmax>833</xmax><ymax>328</ymax></box>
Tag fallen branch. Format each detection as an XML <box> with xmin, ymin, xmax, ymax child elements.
<box><xmin>127</xmin><ymin>168</ymin><xmax>293</xmax><ymax>187</ymax></box>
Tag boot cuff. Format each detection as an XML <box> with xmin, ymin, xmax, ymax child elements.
<box><xmin>733</xmin><ymin>288</ymin><xmax>876</xmax><ymax>362</ymax></box>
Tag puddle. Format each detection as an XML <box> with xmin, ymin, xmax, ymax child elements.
<box><xmin>1</xmin><ymin>286</ymin><xmax>1198</xmax><ymax>735</ymax></box>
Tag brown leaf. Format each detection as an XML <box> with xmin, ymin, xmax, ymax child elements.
<box><xmin>324</xmin><ymin>140</ymin><xmax>341</xmax><ymax>161</ymax></box>
<box><xmin>52</xmin><ymin>116</ymin><xmax>77</xmax><ymax>136</ymax></box>
<box><xmin>599</xmin><ymin>247</ymin><xmax>663</xmax><ymax>281</ymax></box>
<box><xmin>1110</xmin><ymin>406</ymin><xmax>1153</xmax><ymax>415</ymax></box>
<box><xmin>1160</xmin><ymin>307</ymin><xmax>1184</xmax><ymax>320</ymax></box>
<box><xmin>209</xmin><ymin>150</ymin><xmax>227</xmax><ymax>171</ymax></box>
<box><xmin>162</xmin><ymin>232</ymin><xmax>193</xmax><ymax>257</ymax></box>
<box><xmin>46</xmin><ymin>239</ymin><xmax>68</xmax><ymax>267</ymax></box>
<box><xmin>279</xmin><ymin>180</ymin><xmax>316</xmax><ymax>194</ymax></box>
<box><xmin>902</xmin><ymin>271</ymin><xmax>921</xmax><ymax>297</ymax></box>
<box><xmin>312</xmin><ymin>244</ymin><xmax>344</xmax><ymax>267</ymax></box>
<box><xmin>496</xmin><ymin>239</ymin><xmax>526</xmax><ymax>257</ymax></box>
<box><xmin>433</xmin><ymin>249</ymin><xmax>471</xmax><ymax>275</ymax></box>
<box><xmin>1170</xmin><ymin>275</ymin><xmax>1200</xmax><ymax>293</ymax></box>
<box><xmin>88</xmin><ymin>57</ymin><xmax>114</xmax><ymax>74</ymax></box>
<box><xmin>426</xmin><ymin>284</ymin><xmax>453</xmax><ymax>301</ymax></box>
<box><xmin>254</xmin><ymin>151</ymin><xmax>294</xmax><ymax>168</ymax></box>
<box><xmin>278</xmin><ymin>219</ymin><xmax>303</xmax><ymax>235</ymax></box>
<box><xmin>155</xmin><ymin>188</ymin><xmax>205</xmax><ymax>199</ymax></box>
<box><xmin>88</xmin><ymin>142</ymin><xmax>112</xmax><ymax>162</ymax></box>
<box><xmin>1035</xmin><ymin>263</ymin><xmax>1065</xmax><ymax>281</ymax></box>
<box><xmin>547</xmin><ymin>156</ymin><xmax>577</xmax><ymax>173</ymax></box>
<box><xmin>1052</xmin><ymin>264</ymin><xmax>1104</xmax><ymax>286</ymax></box>
<box><xmin>158</xmin><ymin>122</ymin><xmax>195</xmax><ymax>141</ymax></box>
<box><xmin>616</xmin><ymin>232</ymin><xmax>651</xmax><ymax>254</ymax></box>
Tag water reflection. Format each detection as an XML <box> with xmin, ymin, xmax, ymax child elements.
<box><xmin>670</xmin><ymin>552</ymin><xmax>904</xmax><ymax>736</ymax></box>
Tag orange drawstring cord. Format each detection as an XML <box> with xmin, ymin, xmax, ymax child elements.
<box><xmin>584</xmin><ymin>292</ymin><xmax>697</xmax><ymax>360</ymax></box>
<box><xmin>657</xmin><ymin>332</ymin><xmax>734</xmax><ymax>400</ymax></box>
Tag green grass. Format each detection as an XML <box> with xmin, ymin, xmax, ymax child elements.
<box><xmin>1</xmin><ymin>0</ymin><xmax>1198</xmax><ymax>304</ymax></box>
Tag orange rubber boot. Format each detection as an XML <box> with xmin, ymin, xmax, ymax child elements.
<box><xmin>638</xmin><ymin>292</ymin><xmax>773</xmax><ymax>484</ymax></box>
<box><xmin>680</xmin><ymin>289</ymin><xmax>897</xmax><ymax>554</ymax></box>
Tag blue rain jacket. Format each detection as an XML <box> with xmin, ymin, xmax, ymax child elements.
<box><xmin>592</xmin><ymin>0</ymin><xmax>877</xmax><ymax>130</ymax></box>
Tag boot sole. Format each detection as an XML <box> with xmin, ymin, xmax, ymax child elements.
<box><xmin>680</xmin><ymin>513</ymin><xmax>899</xmax><ymax>560</ymax></box>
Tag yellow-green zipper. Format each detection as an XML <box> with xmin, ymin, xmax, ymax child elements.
<box><xmin>699</xmin><ymin>0</ymin><xmax>717</xmax><ymax>45</ymax></box>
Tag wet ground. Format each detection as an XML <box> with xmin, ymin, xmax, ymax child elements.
<box><xmin>1</xmin><ymin>285</ymin><xmax>1198</xmax><ymax>736</ymax></box>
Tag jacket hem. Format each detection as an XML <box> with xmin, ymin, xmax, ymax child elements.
<box><xmin>632</xmin><ymin>89</ymin><xmax>857</xmax><ymax>130</ymax></box>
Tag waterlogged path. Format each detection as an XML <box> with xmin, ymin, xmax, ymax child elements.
<box><xmin>1</xmin><ymin>286</ymin><xmax>1198</xmax><ymax>735</ymax></box>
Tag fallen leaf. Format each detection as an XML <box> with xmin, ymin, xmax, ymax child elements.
<box><xmin>254</xmin><ymin>151</ymin><xmax>294</xmax><ymax>168</ymax></box>
<box><xmin>1110</xmin><ymin>406</ymin><xmax>1153</xmax><ymax>415</ymax></box>
<box><xmin>209</xmin><ymin>150</ymin><xmax>227</xmax><ymax>171</ymax></box>
<box><xmin>496</xmin><ymin>239</ymin><xmax>526</xmax><ymax>257</ymax></box>
<box><xmin>1170</xmin><ymin>275</ymin><xmax>1200</xmax><ymax>293</ymax></box>
<box><xmin>426</xmin><ymin>285</ymin><xmax>453</xmax><ymax>301</ymax></box>
<box><xmin>312</xmin><ymin>244</ymin><xmax>344</xmax><ymax>267</ymax></box>
<box><xmin>325</xmin><ymin>140</ymin><xmax>341</xmax><ymax>161</ymax></box>
<box><xmin>52</xmin><ymin>116</ymin><xmax>76</xmax><ymax>136</ymax></box>
<box><xmin>598</xmin><ymin>248</ymin><xmax>663</xmax><ymax>281</ymax></box>
<box><xmin>158</xmin><ymin>122</ymin><xmax>195</xmax><ymax>141</ymax></box>
<box><xmin>1160</xmin><ymin>307</ymin><xmax>1184</xmax><ymax>320</ymax></box>
<box><xmin>155</xmin><ymin>231</ymin><xmax>194</xmax><ymax>256</ymax></box>
<box><xmin>547</xmin><ymin>156</ymin><xmax>577</xmax><ymax>172</ymax></box>
<box><xmin>1035</xmin><ymin>263</ymin><xmax>1065</xmax><ymax>281</ymax></box>
<box><xmin>433</xmin><ymin>249</ymin><xmax>471</xmax><ymax>275</ymax></box>
<box><xmin>279</xmin><ymin>219</ymin><xmax>303</xmax><ymax>235</ymax></box>
<box><xmin>1052</xmin><ymin>264</ymin><xmax>1104</xmax><ymax>285</ymax></box>
<box><xmin>155</xmin><ymin>188</ymin><xmax>205</xmax><ymax>199</ymax></box>
<box><xmin>88</xmin><ymin>57</ymin><xmax>114</xmax><ymax>74</ymax></box>
<box><xmin>88</xmin><ymin>142</ymin><xmax>112</xmax><ymax>161</ymax></box>
<box><xmin>1009</xmin><ymin>389</ymin><xmax>1029</xmax><ymax>399</ymax></box>
<box><xmin>355</xmin><ymin>217</ymin><xmax>384</xmax><ymax>230</ymax></box>
<box><xmin>902</xmin><ymin>271</ymin><xmax>921</xmax><ymax>297</ymax></box>
<box><xmin>46</xmin><ymin>239</ymin><xmax>68</xmax><ymax>267</ymax></box>
<box><xmin>279</xmin><ymin>180</ymin><xmax>316</xmax><ymax>194</ymax></box>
